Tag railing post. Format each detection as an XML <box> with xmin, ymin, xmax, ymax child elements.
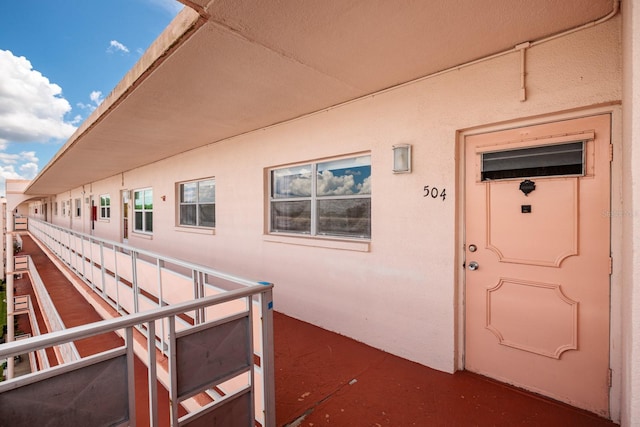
<box><xmin>89</xmin><ymin>236</ymin><xmax>95</xmax><ymax>287</ymax></box>
<box><xmin>248</xmin><ymin>294</ymin><xmax>256</xmax><ymax>424</ymax></box>
<box><xmin>156</xmin><ymin>259</ymin><xmax>164</xmax><ymax>309</ymax></box>
<box><xmin>80</xmin><ymin>234</ymin><xmax>87</xmax><ymax>283</ymax></box>
<box><xmin>192</xmin><ymin>269</ymin><xmax>199</xmax><ymax>324</ymax></box>
<box><xmin>132</xmin><ymin>251</ymin><xmax>139</xmax><ymax>313</ymax></box>
<box><xmin>99</xmin><ymin>241</ymin><xmax>106</xmax><ymax>296</ymax></box>
<box><xmin>168</xmin><ymin>316</ymin><xmax>179</xmax><ymax>427</ymax></box>
<box><xmin>259</xmin><ymin>284</ymin><xmax>276</xmax><ymax>427</ymax></box>
<box><xmin>147</xmin><ymin>321</ymin><xmax>158</xmax><ymax>427</ymax></box>
<box><xmin>67</xmin><ymin>231</ymin><xmax>73</xmax><ymax>270</ymax></box>
<box><xmin>198</xmin><ymin>271</ymin><xmax>205</xmax><ymax>323</ymax></box>
<box><xmin>156</xmin><ymin>259</ymin><xmax>167</xmax><ymax>355</ymax></box>
<box><xmin>114</xmin><ymin>247</ymin><xmax>121</xmax><ymax>312</ymax></box>
<box><xmin>126</xmin><ymin>327</ymin><xmax>137</xmax><ymax>427</ymax></box>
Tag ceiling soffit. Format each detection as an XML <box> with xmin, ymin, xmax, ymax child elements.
<box><xmin>25</xmin><ymin>0</ymin><xmax>615</xmax><ymax>195</ymax></box>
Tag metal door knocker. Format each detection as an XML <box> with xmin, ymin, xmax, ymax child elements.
<box><xmin>519</xmin><ymin>179</ymin><xmax>536</xmax><ymax>196</ymax></box>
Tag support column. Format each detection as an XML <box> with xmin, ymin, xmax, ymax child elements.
<box><xmin>622</xmin><ymin>0</ymin><xmax>640</xmax><ymax>424</ymax></box>
<box><xmin>5</xmin><ymin>214</ymin><xmax>14</xmax><ymax>379</ymax></box>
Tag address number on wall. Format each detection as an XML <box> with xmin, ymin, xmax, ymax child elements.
<box><xmin>423</xmin><ymin>185</ymin><xmax>446</xmax><ymax>201</ymax></box>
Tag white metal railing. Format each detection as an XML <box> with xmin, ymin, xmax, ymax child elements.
<box><xmin>24</xmin><ymin>254</ymin><xmax>80</xmax><ymax>363</ymax></box>
<box><xmin>12</xmin><ymin>295</ymin><xmax>50</xmax><ymax>371</ymax></box>
<box><xmin>14</xmin><ymin>254</ymin><xmax>27</xmax><ymax>271</ymax></box>
<box><xmin>0</xmin><ymin>284</ymin><xmax>275</xmax><ymax>426</ymax></box>
<box><xmin>14</xmin><ymin>216</ymin><xmax>27</xmax><ymax>232</ymax></box>
<box><xmin>13</xmin><ymin>295</ymin><xmax>29</xmax><ymax>314</ymax></box>
<box><xmin>12</xmin><ymin>218</ymin><xmax>275</xmax><ymax>426</ymax></box>
<box><xmin>13</xmin><ymin>333</ymin><xmax>39</xmax><ymax>374</ymax></box>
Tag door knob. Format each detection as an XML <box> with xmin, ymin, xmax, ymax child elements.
<box><xmin>468</xmin><ymin>261</ymin><xmax>479</xmax><ymax>271</ymax></box>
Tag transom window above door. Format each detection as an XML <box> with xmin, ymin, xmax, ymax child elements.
<box><xmin>481</xmin><ymin>141</ymin><xmax>585</xmax><ymax>181</ymax></box>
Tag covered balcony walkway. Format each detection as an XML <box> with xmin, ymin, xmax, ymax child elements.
<box><xmin>10</xmin><ymin>233</ymin><xmax>618</xmax><ymax>426</ymax></box>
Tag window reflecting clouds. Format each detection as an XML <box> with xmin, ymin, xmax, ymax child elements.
<box><xmin>271</xmin><ymin>165</ymin><xmax>311</xmax><ymax>198</ymax></box>
<box><xmin>269</xmin><ymin>155</ymin><xmax>371</xmax><ymax>238</ymax></box>
<box><xmin>317</xmin><ymin>156</ymin><xmax>371</xmax><ymax>196</ymax></box>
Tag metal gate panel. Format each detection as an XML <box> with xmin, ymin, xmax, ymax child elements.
<box><xmin>0</xmin><ymin>355</ymin><xmax>129</xmax><ymax>427</ymax></box>
<box><xmin>176</xmin><ymin>316</ymin><xmax>251</xmax><ymax>399</ymax></box>
<box><xmin>181</xmin><ymin>392</ymin><xmax>252</xmax><ymax>427</ymax></box>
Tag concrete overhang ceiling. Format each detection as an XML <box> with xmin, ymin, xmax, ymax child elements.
<box><xmin>26</xmin><ymin>0</ymin><xmax>615</xmax><ymax>195</ymax></box>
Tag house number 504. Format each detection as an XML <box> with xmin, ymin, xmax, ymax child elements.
<box><xmin>423</xmin><ymin>186</ymin><xmax>446</xmax><ymax>201</ymax></box>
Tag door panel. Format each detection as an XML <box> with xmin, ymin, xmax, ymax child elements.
<box><xmin>464</xmin><ymin>115</ymin><xmax>611</xmax><ymax>416</ymax></box>
<box><xmin>486</xmin><ymin>178</ymin><xmax>578</xmax><ymax>266</ymax></box>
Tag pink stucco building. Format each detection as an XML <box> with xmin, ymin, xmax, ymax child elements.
<box><xmin>3</xmin><ymin>0</ymin><xmax>640</xmax><ymax>425</ymax></box>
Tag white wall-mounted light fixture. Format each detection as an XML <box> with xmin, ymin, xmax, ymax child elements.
<box><xmin>392</xmin><ymin>144</ymin><xmax>412</xmax><ymax>173</ymax></box>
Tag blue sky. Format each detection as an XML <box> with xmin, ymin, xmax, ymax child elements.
<box><xmin>0</xmin><ymin>0</ymin><xmax>183</xmax><ymax>195</ymax></box>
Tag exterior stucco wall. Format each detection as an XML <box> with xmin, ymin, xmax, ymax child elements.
<box><xmin>32</xmin><ymin>17</ymin><xmax>621</xmax><ymax>377</ymax></box>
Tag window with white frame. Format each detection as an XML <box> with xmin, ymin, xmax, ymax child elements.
<box><xmin>178</xmin><ymin>178</ymin><xmax>215</xmax><ymax>228</ymax></box>
<box><xmin>270</xmin><ymin>155</ymin><xmax>371</xmax><ymax>238</ymax></box>
<box><xmin>134</xmin><ymin>188</ymin><xmax>153</xmax><ymax>233</ymax></box>
<box><xmin>62</xmin><ymin>201</ymin><xmax>67</xmax><ymax>217</ymax></box>
<box><xmin>75</xmin><ymin>198</ymin><xmax>81</xmax><ymax>217</ymax></box>
<box><xmin>100</xmin><ymin>194</ymin><xmax>111</xmax><ymax>219</ymax></box>
<box><xmin>54</xmin><ymin>202</ymin><xmax>58</xmax><ymax>216</ymax></box>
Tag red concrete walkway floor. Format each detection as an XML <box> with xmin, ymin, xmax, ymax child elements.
<box><xmin>15</xmin><ymin>233</ymin><xmax>620</xmax><ymax>426</ymax></box>
<box><xmin>273</xmin><ymin>312</ymin><xmax>619</xmax><ymax>427</ymax></box>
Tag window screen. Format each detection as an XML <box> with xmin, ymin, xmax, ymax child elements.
<box><xmin>481</xmin><ymin>141</ymin><xmax>584</xmax><ymax>181</ymax></box>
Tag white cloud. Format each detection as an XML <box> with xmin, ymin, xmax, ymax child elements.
<box><xmin>0</xmin><ymin>151</ymin><xmax>39</xmax><ymax>167</ymax></box>
<box><xmin>107</xmin><ymin>40</ymin><xmax>129</xmax><ymax>54</ymax></box>
<box><xmin>288</xmin><ymin>176</ymin><xmax>311</xmax><ymax>196</ymax></box>
<box><xmin>317</xmin><ymin>170</ymin><xmax>356</xmax><ymax>196</ymax></box>
<box><xmin>19</xmin><ymin>150</ymin><xmax>39</xmax><ymax>164</ymax></box>
<box><xmin>0</xmin><ymin>49</ymin><xmax>77</xmax><ymax>145</ymax></box>
<box><xmin>316</xmin><ymin>170</ymin><xmax>372</xmax><ymax>196</ymax></box>
<box><xmin>19</xmin><ymin>162</ymin><xmax>38</xmax><ymax>179</ymax></box>
<box><xmin>77</xmin><ymin>90</ymin><xmax>104</xmax><ymax>113</ymax></box>
<box><xmin>89</xmin><ymin>90</ymin><xmax>103</xmax><ymax>104</ymax></box>
<box><xmin>0</xmin><ymin>153</ymin><xmax>21</xmax><ymax>165</ymax></box>
<box><xmin>0</xmin><ymin>165</ymin><xmax>23</xmax><ymax>180</ymax></box>
<box><xmin>0</xmin><ymin>151</ymin><xmax>40</xmax><ymax>191</ymax></box>
<box><xmin>359</xmin><ymin>176</ymin><xmax>371</xmax><ymax>194</ymax></box>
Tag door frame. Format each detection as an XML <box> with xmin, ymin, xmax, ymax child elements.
<box><xmin>456</xmin><ymin>105</ymin><xmax>623</xmax><ymax>421</ymax></box>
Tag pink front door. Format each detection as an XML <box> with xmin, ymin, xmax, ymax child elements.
<box><xmin>464</xmin><ymin>114</ymin><xmax>611</xmax><ymax>416</ymax></box>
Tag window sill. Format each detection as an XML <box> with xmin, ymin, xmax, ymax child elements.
<box><xmin>174</xmin><ymin>226</ymin><xmax>216</xmax><ymax>235</ymax></box>
<box><xmin>263</xmin><ymin>234</ymin><xmax>370</xmax><ymax>252</ymax></box>
<box><xmin>131</xmin><ymin>232</ymin><xmax>153</xmax><ymax>240</ymax></box>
